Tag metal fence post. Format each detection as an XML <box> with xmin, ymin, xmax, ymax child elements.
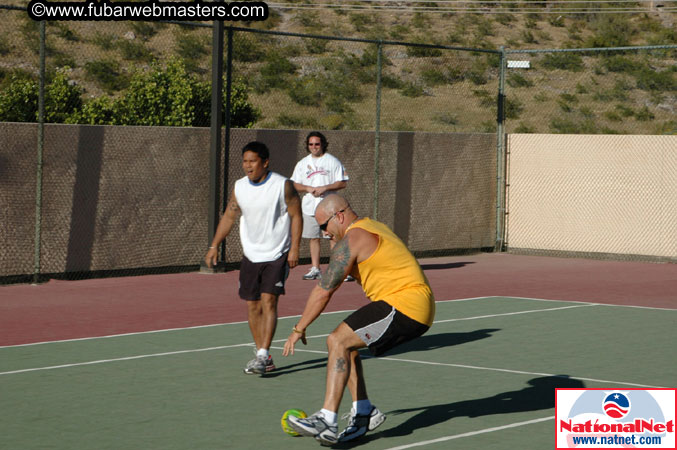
<box><xmin>373</xmin><ymin>41</ymin><xmax>383</xmax><ymax>220</ymax></box>
<box><xmin>205</xmin><ymin>19</ymin><xmax>224</xmax><ymax>271</ymax></box>
<box><xmin>495</xmin><ymin>46</ymin><xmax>507</xmax><ymax>252</ymax></box>
<box><xmin>32</xmin><ymin>20</ymin><xmax>46</xmax><ymax>284</ymax></box>
<box><xmin>223</xmin><ymin>27</ymin><xmax>233</xmax><ymax>258</ymax></box>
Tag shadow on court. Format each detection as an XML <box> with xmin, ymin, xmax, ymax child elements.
<box><xmin>263</xmin><ymin>357</ymin><xmax>328</xmax><ymax>377</ymax></box>
<box><xmin>420</xmin><ymin>261</ymin><xmax>475</xmax><ymax>270</ymax></box>
<box><xmin>379</xmin><ymin>329</ymin><xmax>501</xmax><ymax>356</ymax></box>
<box><xmin>336</xmin><ymin>375</ymin><xmax>585</xmax><ymax>447</ymax></box>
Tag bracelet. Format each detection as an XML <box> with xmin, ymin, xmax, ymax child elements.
<box><xmin>292</xmin><ymin>325</ymin><xmax>305</xmax><ymax>334</ymax></box>
<box><xmin>209</xmin><ymin>246</ymin><xmax>216</xmax><ymax>249</ymax></box>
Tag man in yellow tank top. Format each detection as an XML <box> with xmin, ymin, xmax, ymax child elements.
<box><xmin>283</xmin><ymin>194</ymin><xmax>435</xmax><ymax>445</ymax></box>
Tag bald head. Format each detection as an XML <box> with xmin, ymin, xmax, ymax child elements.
<box><xmin>317</xmin><ymin>194</ymin><xmax>349</xmax><ymax>216</ymax></box>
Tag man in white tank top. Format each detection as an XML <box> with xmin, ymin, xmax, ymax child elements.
<box><xmin>205</xmin><ymin>142</ymin><xmax>302</xmax><ymax>375</ymax></box>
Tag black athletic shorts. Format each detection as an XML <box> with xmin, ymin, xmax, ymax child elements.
<box><xmin>238</xmin><ymin>252</ymin><xmax>289</xmax><ymax>301</ymax></box>
<box><xmin>344</xmin><ymin>300</ymin><xmax>429</xmax><ymax>356</ymax></box>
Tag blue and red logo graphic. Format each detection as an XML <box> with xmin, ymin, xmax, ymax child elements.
<box><xmin>603</xmin><ymin>392</ymin><xmax>631</xmax><ymax>419</ymax></box>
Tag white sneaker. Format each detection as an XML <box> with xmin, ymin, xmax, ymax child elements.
<box><xmin>288</xmin><ymin>411</ymin><xmax>338</xmax><ymax>446</ymax></box>
<box><xmin>302</xmin><ymin>267</ymin><xmax>322</xmax><ymax>280</ymax></box>
<box><xmin>338</xmin><ymin>406</ymin><xmax>386</xmax><ymax>442</ymax></box>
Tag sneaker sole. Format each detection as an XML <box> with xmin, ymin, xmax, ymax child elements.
<box><xmin>338</xmin><ymin>410</ymin><xmax>386</xmax><ymax>442</ymax></box>
<box><xmin>369</xmin><ymin>411</ymin><xmax>386</xmax><ymax>430</ymax></box>
<box><xmin>243</xmin><ymin>363</ymin><xmax>275</xmax><ymax>375</ymax></box>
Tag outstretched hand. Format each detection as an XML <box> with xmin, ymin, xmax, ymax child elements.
<box><xmin>282</xmin><ymin>329</ymin><xmax>307</xmax><ymax>356</ymax></box>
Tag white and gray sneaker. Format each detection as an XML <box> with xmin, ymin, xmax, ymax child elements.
<box><xmin>243</xmin><ymin>354</ymin><xmax>275</xmax><ymax>375</ymax></box>
<box><xmin>288</xmin><ymin>411</ymin><xmax>338</xmax><ymax>446</ymax></box>
<box><xmin>302</xmin><ymin>266</ymin><xmax>322</xmax><ymax>280</ymax></box>
<box><xmin>338</xmin><ymin>406</ymin><xmax>386</xmax><ymax>442</ymax></box>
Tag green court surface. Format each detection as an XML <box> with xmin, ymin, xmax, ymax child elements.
<box><xmin>1</xmin><ymin>297</ymin><xmax>674</xmax><ymax>450</ymax></box>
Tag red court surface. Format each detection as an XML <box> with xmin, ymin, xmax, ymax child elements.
<box><xmin>1</xmin><ymin>253</ymin><xmax>675</xmax><ymax>346</ymax></box>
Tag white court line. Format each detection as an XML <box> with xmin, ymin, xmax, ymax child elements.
<box><xmin>0</xmin><ymin>300</ymin><xmax>591</xmax><ymax>349</ymax></box>
<box><xmin>433</xmin><ymin>303</ymin><xmax>596</xmax><ymax>324</ymax></box>
<box><xmin>0</xmin><ymin>343</ymin><xmax>252</xmax><ymax>376</ymax></box>
<box><xmin>264</xmin><ymin>346</ymin><xmax>668</xmax><ymax>389</ymax></box>
<box><xmin>496</xmin><ymin>296</ymin><xmax>676</xmax><ymax>311</ymax></box>
<box><xmin>383</xmin><ymin>416</ymin><xmax>555</xmax><ymax>450</ymax></box>
<box><xmin>0</xmin><ymin>296</ymin><xmax>589</xmax><ymax>349</ymax></box>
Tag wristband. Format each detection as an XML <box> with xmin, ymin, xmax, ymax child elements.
<box><xmin>209</xmin><ymin>246</ymin><xmax>216</xmax><ymax>249</ymax></box>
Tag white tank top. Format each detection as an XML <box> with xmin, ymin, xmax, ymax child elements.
<box><xmin>234</xmin><ymin>171</ymin><xmax>291</xmax><ymax>263</ymax></box>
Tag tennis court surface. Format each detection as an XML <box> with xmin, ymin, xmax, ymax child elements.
<box><xmin>1</xmin><ymin>253</ymin><xmax>675</xmax><ymax>449</ymax></box>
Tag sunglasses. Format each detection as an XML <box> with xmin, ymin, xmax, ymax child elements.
<box><xmin>319</xmin><ymin>209</ymin><xmax>345</xmax><ymax>231</ymax></box>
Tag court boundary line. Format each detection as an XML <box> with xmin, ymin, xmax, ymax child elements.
<box><xmin>263</xmin><ymin>346</ymin><xmax>667</xmax><ymax>389</ymax></box>
<box><xmin>2</xmin><ymin>295</ymin><xmax>674</xmax><ymax>349</ymax></box>
<box><xmin>2</xmin><ymin>334</ymin><xmax>668</xmax><ymax>388</ymax></box>
<box><xmin>0</xmin><ymin>297</ymin><xmax>586</xmax><ymax>348</ymax></box>
<box><xmin>383</xmin><ymin>415</ymin><xmax>555</xmax><ymax>450</ymax></box>
<box><xmin>492</xmin><ymin>296</ymin><xmax>676</xmax><ymax>311</ymax></box>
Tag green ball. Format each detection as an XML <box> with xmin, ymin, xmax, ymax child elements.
<box><xmin>281</xmin><ymin>409</ymin><xmax>307</xmax><ymax>436</ymax></box>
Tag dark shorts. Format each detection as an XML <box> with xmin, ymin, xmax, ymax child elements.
<box><xmin>238</xmin><ymin>252</ymin><xmax>289</xmax><ymax>301</ymax></box>
<box><xmin>344</xmin><ymin>300</ymin><xmax>429</xmax><ymax>356</ymax></box>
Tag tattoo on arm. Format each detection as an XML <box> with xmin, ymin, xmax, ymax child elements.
<box><xmin>334</xmin><ymin>357</ymin><xmax>347</xmax><ymax>373</ymax></box>
<box><xmin>320</xmin><ymin>239</ymin><xmax>352</xmax><ymax>290</ymax></box>
<box><xmin>228</xmin><ymin>199</ymin><xmax>240</xmax><ymax>212</ymax></box>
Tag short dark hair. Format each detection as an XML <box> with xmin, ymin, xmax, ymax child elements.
<box><xmin>305</xmin><ymin>131</ymin><xmax>328</xmax><ymax>154</ymax></box>
<box><xmin>242</xmin><ymin>141</ymin><xmax>269</xmax><ymax>160</ymax></box>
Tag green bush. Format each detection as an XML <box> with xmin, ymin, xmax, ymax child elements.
<box><xmin>634</xmin><ymin>106</ymin><xmax>655</xmax><ymax>122</ymax></box>
<box><xmin>603</xmin><ymin>55</ymin><xmax>645</xmax><ymax>74</ymax></box>
<box><xmin>231</xmin><ymin>34</ymin><xmax>267</xmax><ymax>62</ymax></box>
<box><xmin>421</xmin><ymin>68</ymin><xmax>448</xmax><ymax>86</ymax></box>
<box><xmin>92</xmin><ymin>32</ymin><xmax>117</xmax><ymax>51</ymax></box>
<box><xmin>84</xmin><ymin>59</ymin><xmax>129</xmax><ymax>93</ymax></box>
<box><xmin>55</xmin><ymin>23</ymin><xmax>79</xmax><ymax>42</ymax></box>
<box><xmin>505</xmin><ymin>98</ymin><xmax>524</xmax><ymax>119</ymax></box>
<box><xmin>0</xmin><ymin>35</ymin><xmax>10</xmax><ymax>55</ymax></box>
<box><xmin>585</xmin><ymin>15</ymin><xmax>634</xmax><ymax>48</ymax></box>
<box><xmin>399</xmin><ymin>81</ymin><xmax>426</xmax><ymax>98</ymax></box>
<box><xmin>118</xmin><ymin>39</ymin><xmax>154</xmax><ymax>62</ymax></box>
<box><xmin>0</xmin><ymin>69</ymin><xmax>82</xmax><ymax>123</ymax></box>
<box><xmin>68</xmin><ymin>96</ymin><xmax>117</xmax><ymax>125</ymax></box>
<box><xmin>76</xmin><ymin>59</ymin><xmax>259</xmax><ymax>128</ymax></box>
<box><xmin>176</xmin><ymin>31</ymin><xmax>209</xmax><ymax>61</ymax></box>
<box><xmin>634</xmin><ymin>68</ymin><xmax>676</xmax><ymax>91</ymax></box>
<box><xmin>0</xmin><ymin>74</ymin><xmax>37</xmax><ymax>122</ymax></box>
<box><xmin>406</xmin><ymin>38</ymin><xmax>442</xmax><ymax>57</ymax></box>
<box><xmin>494</xmin><ymin>13</ymin><xmax>515</xmax><ymax>26</ymax></box>
<box><xmin>259</xmin><ymin>52</ymin><xmax>297</xmax><ymax>89</ymax></box>
<box><xmin>131</xmin><ymin>22</ymin><xmax>157</xmax><ymax>41</ymax></box>
<box><xmin>550</xmin><ymin>117</ymin><xmax>597</xmax><ymax>134</ymax></box>
<box><xmin>288</xmin><ymin>76</ymin><xmax>322</xmax><ymax>106</ymax></box>
<box><xmin>349</xmin><ymin>13</ymin><xmax>375</xmax><ymax>32</ymax></box>
<box><xmin>506</xmin><ymin>73</ymin><xmax>533</xmax><ymax>88</ymax></box>
<box><xmin>541</xmin><ymin>52</ymin><xmax>584</xmax><ymax>72</ymax></box>
<box><xmin>305</xmin><ymin>38</ymin><xmax>329</xmax><ymax>55</ymax></box>
<box><xmin>45</xmin><ymin>69</ymin><xmax>82</xmax><ymax>123</ymax></box>
<box><xmin>277</xmin><ymin>113</ymin><xmax>319</xmax><ymax>129</ymax></box>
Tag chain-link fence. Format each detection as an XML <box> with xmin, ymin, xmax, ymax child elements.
<box><xmin>1</xmin><ymin>4</ymin><xmax>676</xmax><ymax>283</ymax></box>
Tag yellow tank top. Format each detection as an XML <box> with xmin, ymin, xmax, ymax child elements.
<box><xmin>348</xmin><ymin>218</ymin><xmax>435</xmax><ymax>326</ymax></box>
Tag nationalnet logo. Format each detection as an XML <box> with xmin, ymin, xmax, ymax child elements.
<box><xmin>556</xmin><ymin>388</ymin><xmax>676</xmax><ymax>449</ymax></box>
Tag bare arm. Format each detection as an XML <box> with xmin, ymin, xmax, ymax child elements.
<box><xmin>285</xmin><ymin>180</ymin><xmax>302</xmax><ymax>269</ymax></box>
<box><xmin>292</xmin><ymin>181</ymin><xmax>312</xmax><ymax>195</ymax></box>
<box><xmin>282</xmin><ymin>237</ymin><xmax>357</xmax><ymax>356</ymax></box>
<box><xmin>204</xmin><ymin>190</ymin><xmax>240</xmax><ymax>268</ymax></box>
<box><xmin>311</xmin><ymin>180</ymin><xmax>348</xmax><ymax>197</ymax></box>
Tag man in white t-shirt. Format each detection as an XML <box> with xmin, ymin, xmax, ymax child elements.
<box><xmin>291</xmin><ymin>132</ymin><xmax>349</xmax><ymax>280</ymax></box>
<box><xmin>205</xmin><ymin>141</ymin><xmax>302</xmax><ymax>375</ymax></box>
